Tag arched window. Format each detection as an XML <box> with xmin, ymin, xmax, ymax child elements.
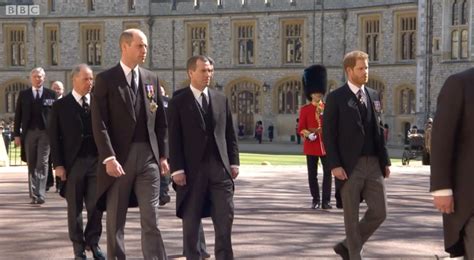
<box><xmin>451</xmin><ymin>30</ymin><xmax>459</xmax><ymax>59</ymax></box>
<box><xmin>451</xmin><ymin>0</ymin><xmax>469</xmax><ymax>59</ymax></box>
<box><xmin>399</xmin><ymin>88</ymin><xmax>415</xmax><ymax>115</ymax></box>
<box><xmin>230</xmin><ymin>81</ymin><xmax>262</xmax><ymax>135</ymax></box>
<box><xmin>276</xmin><ymin>79</ymin><xmax>304</xmax><ymax>114</ymax></box>
<box><xmin>461</xmin><ymin>29</ymin><xmax>468</xmax><ymax>59</ymax></box>
<box><xmin>452</xmin><ymin>0</ymin><xmax>459</xmax><ymax>25</ymax></box>
<box><xmin>5</xmin><ymin>82</ymin><xmax>29</xmax><ymax>113</ymax></box>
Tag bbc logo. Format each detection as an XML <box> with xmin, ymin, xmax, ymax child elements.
<box><xmin>5</xmin><ymin>5</ymin><xmax>40</xmax><ymax>16</ymax></box>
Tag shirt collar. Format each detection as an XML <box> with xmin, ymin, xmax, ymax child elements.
<box><xmin>189</xmin><ymin>84</ymin><xmax>209</xmax><ymax>100</ymax></box>
<box><xmin>32</xmin><ymin>86</ymin><xmax>43</xmax><ymax>92</ymax></box>
<box><xmin>347</xmin><ymin>81</ymin><xmax>365</xmax><ymax>95</ymax></box>
<box><xmin>120</xmin><ymin>60</ymin><xmax>139</xmax><ymax>78</ymax></box>
<box><xmin>72</xmin><ymin>89</ymin><xmax>90</xmax><ymax>104</ymax></box>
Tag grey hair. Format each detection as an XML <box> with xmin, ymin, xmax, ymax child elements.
<box><xmin>30</xmin><ymin>67</ymin><xmax>45</xmax><ymax>76</ymax></box>
<box><xmin>71</xmin><ymin>64</ymin><xmax>92</xmax><ymax>79</ymax></box>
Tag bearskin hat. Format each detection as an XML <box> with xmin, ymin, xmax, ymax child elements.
<box><xmin>302</xmin><ymin>64</ymin><xmax>327</xmax><ymax>101</ymax></box>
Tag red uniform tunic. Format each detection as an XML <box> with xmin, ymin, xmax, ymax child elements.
<box><xmin>297</xmin><ymin>102</ymin><xmax>326</xmax><ymax>156</ymax></box>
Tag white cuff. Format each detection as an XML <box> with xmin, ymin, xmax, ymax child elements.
<box><xmin>431</xmin><ymin>189</ymin><xmax>453</xmax><ymax>197</ymax></box>
<box><xmin>103</xmin><ymin>156</ymin><xmax>116</xmax><ymax>164</ymax></box>
<box><xmin>230</xmin><ymin>165</ymin><xmax>239</xmax><ymax>169</ymax></box>
<box><xmin>171</xmin><ymin>169</ymin><xmax>185</xmax><ymax>177</ymax></box>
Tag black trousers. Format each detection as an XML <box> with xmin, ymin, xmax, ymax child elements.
<box><xmin>306</xmin><ymin>155</ymin><xmax>332</xmax><ymax>204</ymax></box>
<box><xmin>182</xmin><ymin>154</ymin><xmax>234</xmax><ymax>260</ymax></box>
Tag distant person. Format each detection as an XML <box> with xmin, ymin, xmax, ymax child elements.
<box><xmin>238</xmin><ymin>123</ymin><xmax>245</xmax><ymax>138</ymax></box>
<box><xmin>255</xmin><ymin>121</ymin><xmax>263</xmax><ymax>144</ymax></box>
<box><xmin>323</xmin><ymin>50</ymin><xmax>390</xmax><ymax>259</ymax></box>
<box><xmin>51</xmin><ymin>81</ymin><xmax>65</xmax><ymax>99</ymax></box>
<box><xmin>159</xmin><ymin>86</ymin><xmax>171</xmax><ymax>207</ymax></box>
<box><xmin>383</xmin><ymin>123</ymin><xmax>389</xmax><ymax>143</ymax></box>
<box><xmin>267</xmin><ymin>124</ymin><xmax>274</xmax><ymax>142</ymax></box>
<box><xmin>423</xmin><ymin>118</ymin><xmax>432</xmax><ymax>165</ymax></box>
<box><xmin>50</xmin><ymin>80</ymin><xmax>66</xmax><ymax>192</ymax></box>
<box><xmin>295</xmin><ymin>118</ymin><xmax>301</xmax><ymax>144</ymax></box>
<box><xmin>430</xmin><ymin>68</ymin><xmax>474</xmax><ymax>259</ymax></box>
<box><xmin>14</xmin><ymin>67</ymin><xmax>57</xmax><ymax>205</ymax></box>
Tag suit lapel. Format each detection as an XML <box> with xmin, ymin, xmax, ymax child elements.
<box><xmin>139</xmin><ymin>68</ymin><xmax>152</xmax><ymax>121</ymax></box>
<box><xmin>67</xmin><ymin>94</ymin><xmax>84</xmax><ymax>132</ymax></box>
<box><xmin>342</xmin><ymin>84</ymin><xmax>364</xmax><ymax>134</ymax></box>
<box><xmin>209</xmin><ymin>89</ymin><xmax>220</xmax><ymax>129</ymax></box>
<box><xmin>184</xmin><ymin>87</ymin><xmax>206</xmax><ymax>131</ymax></box>
<box><xmin>114</xmin><ymin>64</ymin><xmax>136</xmax><ymax>121</ymax></box>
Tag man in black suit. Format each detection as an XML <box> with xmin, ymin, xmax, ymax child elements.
<box><xmin>430</xmin><ymin>68</ymin><xmax>474</xmax><ymax>259</ymax></box>
<box><xmin>48</xmin><ymin>64</ymin><xmax>105</xmax><ymax>260</ymax></box>
<box><xmin>14</xmin><ymin>67</ymin><xmax>57</xmax><ymax>205</ymax></box>
<box><xmin>168</xmin><ymin>55</ymin><xmax>239</xmax><ymax>260</ymax></box>
<box><xmin>323</xmin><ymin>50</ymin><xmax>390</xmax><ymax>260</ymax></box>
<box><xmin>91</xmin><ymin>29</ymin><xmax>169</xmax><ymax>260</ymax></box>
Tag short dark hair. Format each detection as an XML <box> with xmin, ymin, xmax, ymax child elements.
<box><xmin>186</xmin><ymin>55</ymin><xmax>210</xmax><ymax>72</ymax></box>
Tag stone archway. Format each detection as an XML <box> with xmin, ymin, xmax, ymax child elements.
<box><xmin>226</xmin><ymin>78</ymin><xmax>262</xmax><ymax>136</ymax></box>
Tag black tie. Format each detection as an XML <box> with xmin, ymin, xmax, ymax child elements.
<box><xmin>81</xmin><ymin>96</ymin><xmax>89</xmax><ymax>112</ymax></box>
<box><xmin>357</xmin><ymin>90</ymin><xmax>367</xmax><ymax>118</ymax></box>
<box><xmin>130</xmin><ymin>70</ymin><xmax>137</xmax><ymax>95</ymax></box>
<box><xmin>201</xmin><ymin>93</ymin><xmax>208</xmax><ymax>114</ymax></box>
<box><xmin>35</xmin><ymin>89</ymin><xmax>40</xmax><ymax>100</ymax></box>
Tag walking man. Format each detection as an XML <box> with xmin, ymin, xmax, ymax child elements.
<box><xmin>91</xmin><ymin>28</ymin><xmax>169</xmax><ymax>259</ymax></box>
<box><xmin>430</xmin><ymin>68</ymin><xmax>474</xmax><ymax>259</ymax></box>
<box><xmin>48</xmin><ymin>64</ymin><xmax>105</xmax><ymax>259</ymax></box>
<box><xmin>14</xmin><ymin>67</ymin><xmax>56</xmax><ymax>204</ymax></box>
<box><xmin>323</xmin><ymin>50</ymin><xmax>390</xmax><ymax>259</ymax></box>
<box><xmin>168</xmin><ymin>55</ymin><xmax>239</xmax><ymax>260</ymax></box>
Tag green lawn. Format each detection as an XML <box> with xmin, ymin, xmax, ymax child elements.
<box><xmin>240</xmin><ymin>152</ymin><xmax>402</xmax><ymax>166</ymax></box>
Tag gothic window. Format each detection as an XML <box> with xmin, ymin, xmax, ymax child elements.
<box><xmin>81</xmin><ymin>25</ymin><xmax>103</xmax><ymax>66</ymax></box>
<box><xmin>45</xmin><ymin>25</ymin><xmax>59</xmax><ymax>66</ymax></box>
<box><xmin>367</xmin><ymin>79</ymin><xmax>385</xmax><ymax>111</ymax></box>
<box><xmin>5</xmin><ymin>82</ymin><xmax>29</xmax><ymax>113</ymax></box>
<box><xmin>282</xmin><ymin>20</ymin><xmax>304</xmax><ymax>64</ymax></box>
<box><xmin>398</xmin><ymin>14</ymin><xmax>417</xmax><ymax>61</ymax></box>
<box><xmin>5</xmin><ymin>26</ymin><xmax>26</xmax><ymax>67</ymax></box>
<box><xmin>194</xmin><ymin>0</ymin><xmax>199</xmax><ymax>9</ymax></box>
<box><xmin>235</xmin><ymin>22</ymin><xmax>255</xmax><ymax>65</ymax></box>
<box><xmin>361</xmin><ymin>16</ymin><xmax>380</xmax><ymax>62</ymax></box>
<box><xmin>277</xmin><ymin>80</ymin><xmax>304</xmax><ymax>114</ymax></box>
<box><xmin>188</xmin><ymin>23</ymin><xmax>208</xmax><ymax>57</ymax></box>
<box><xmin>217</xmin><ymin>0</ymin><xmax>223</xmax><ymax>8</ymax></box>
<box><xmin>49</xmin><ymin>0</ymin><xmax>56</xmax><ymax>12</ymax></box>
<box><xmin>129</xmin><ymin>0</ymin><xmax>136</xmax><ymax>11</ymax></box>
<box><xmin>399</xmin><ymin>88</ymin><xmax>415</xmax><ymax>115</ymax></box>
<box><xmin>230</xmin><ymin>81</ymin><xmax>261</xmax><ymax>114</ymax></box>
<box><xmin>451</xmin><ymin>0</ymin><xmax>469</xmax><ymax>60</ymax></box>
<box><xmin>87</xmin><ymin>0</ymin><xmax>95</xmax><ymax>11</ymax></box>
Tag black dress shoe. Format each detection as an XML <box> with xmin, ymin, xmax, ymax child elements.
<box><xmin>333</xmin><ymin>242</ymin><xmax>349</xmax><ymax>260</ymax></box>
<box><xmin>30</xmin><ymin>198</ymin><xmax>37</xmax><ymax>204</ymax></box>
<box><xmin>74</xmin><ymin>252</ymin><xmax>87</xmax><ymax>260</ymax></box>
<box><xmin>90</xmin><ymin>245</ymin><xmax>106</xmax><ymax>260</ymax></box>
<box><xmin>36</xmin><ymin>197</ymin><xmax>45</xmax><ymax>204</ymax></box>
<box><xmin>322</xmin><ymin>202</ymin><xmax>333</xmax><ymax>209</ymax></box>
<box><xmin>201</xmin><ymin>251</ymin><xmax>211</xmax><ymax>259</ymax></box>
<box><xmin>159</xmin><ymin>195</ymin><xmax>171</xmax><ymax>206</ymax></box>
<box><xmin>336</xmin><ymin>200</ymin><xmax>343</xmax><ymax>209</ymax></box>
<box><xmin>311</xmin><ymin>202</ymin><xmax>320</xmax><ymax>209</ymax></box>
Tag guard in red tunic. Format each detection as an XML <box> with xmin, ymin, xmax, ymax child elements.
<box><xmin>298</xmin><ymin>65</ymin><xmax>341</xmax><ymax>209</ymax></box>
